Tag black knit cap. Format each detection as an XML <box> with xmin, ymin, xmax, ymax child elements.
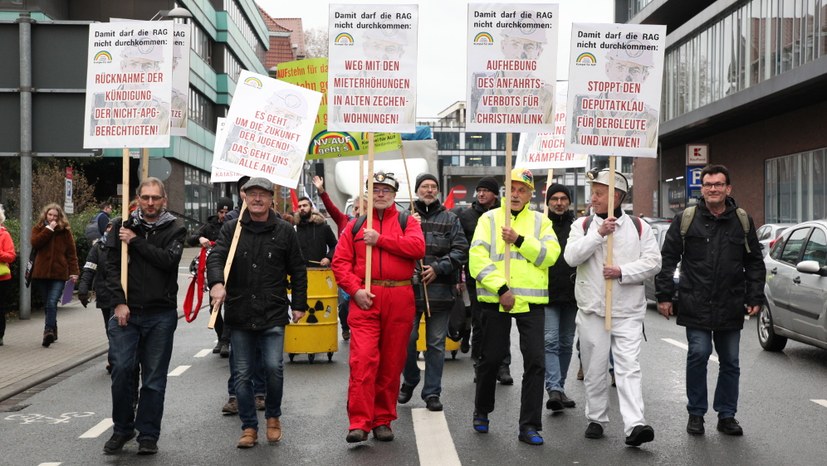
<box><xmin>546</xmin><ymin>183</ymin><xmax>572</xmax><ymax>204</ymax></box>
<box><xmin>415</xmin><ymin>173</ymin><xmax>439</xmax><ymax>191</ymax></box>
<box><xmin>217</xmin><ymin>197</ymin><xmax>233</xmax><ymax>211</ymax></box>
<box><xmin>476</xmin><ymin>176</ymin><xmax>500</xmax><ymax>195</ymax></box>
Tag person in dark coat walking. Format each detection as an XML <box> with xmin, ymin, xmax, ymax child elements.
<box><xmin>656</xmin><ymin>164</ymin><xmax>765</xmax><ymax>437</ymax></box>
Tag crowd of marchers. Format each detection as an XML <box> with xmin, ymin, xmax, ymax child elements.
<box><xmin>14</xmin><ymin>162</ymin><xmax>760</xmax><ymax>454</ymax></box>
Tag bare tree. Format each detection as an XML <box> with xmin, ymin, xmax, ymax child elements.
<box><xmin>28</xmin><ymin>160</ymin><xmax>97</xmax><ymax>219</ymax></box>
<box><xmin>304</xmin><ymin>28</ymin><xmax>328</xmax><ymax>58</ymax></box>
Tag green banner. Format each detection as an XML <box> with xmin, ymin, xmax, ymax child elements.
<box><xmin>276</xmin><ymin>58</ymin><xmax>401</xmax><ymax>159</ymax></box>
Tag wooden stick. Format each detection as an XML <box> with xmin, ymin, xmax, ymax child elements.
<box><xmin>604</xmin><ymin>156</ymin><xmax>616</xmax><ymax>331</ymax></box>
<box><xmin>504</xmin><ymin>133</ymin><xmax>513</xmax><ymax>286</ymax></box>
<box><xmin>121</xmin><ymin>148</ymin><xmax>130</xmax><ymax>299</ymax></box>
<box><xmin>365</xmin><ymin>133</ymin><xmax>375</xmax><ymax>294</ymax></box>
<box><xmin>543</xmin><ymin>168</ymin><xmax>554</xmax><ymax>216</ymax></box>
<box><xmin>141</xmin><ymin>148</ymin><xmax>149</xmax><ymax>181</ymax></box>
<box><xmin>208</xmin><ymin>200</ymin><xmax>247</xmax><ymax>329</ymax></box>
<box><xmin>401</xmin><ymin>143</ymin><xmax>431</xmax><ymax>317</ymax></box>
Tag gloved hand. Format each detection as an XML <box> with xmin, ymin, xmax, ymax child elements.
<box><xmin>78</xmin><ymin>293</ymin><xmax>89</xmax><ymax>308</ymax></box>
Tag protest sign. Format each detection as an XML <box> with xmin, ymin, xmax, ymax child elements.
<box><xmin>517</xmin><ymin>82</ymin><xmax>587</xmax><ymax>169</ymax></box>
<box><xmin>466</xmin><ymin>3</ymin><xmax>559</xmax><ymax>132</ymax></box>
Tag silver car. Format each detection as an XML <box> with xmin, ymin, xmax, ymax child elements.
<box><xmin>755</xmin><ymin>223</ymin><xmax>794</xmax><ymax>257</ymax></box>
<box><xmin>759</xmin><ymin>220</ymin><xmax>827</xmax><ymax>351</ymax></box>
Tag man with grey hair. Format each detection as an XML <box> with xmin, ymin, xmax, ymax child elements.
<box><xmin>103</xmin><ymin>177</ymin><xmax>186</xmax><ymax>455</ymax></box>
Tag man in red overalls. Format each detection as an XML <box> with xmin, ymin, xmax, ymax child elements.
<box><xmin>332</xmin><ymin>171</ymin><xmax>425</xmax><ymax>443</ymax></box>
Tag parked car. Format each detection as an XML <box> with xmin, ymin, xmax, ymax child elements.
<box><xmin>759</xmin><ymin>220</ymin><xmax>827</xmax><ymax>352</ymax></box>
<box><xmin>755</xmin><ymin>223</ymin><xmax>794</xmax><ymax>256</ymax></box>
<box><xmin>643</xmin><ymin>218</ymin><xmax>674</xmax><ymax>304</ymax></box>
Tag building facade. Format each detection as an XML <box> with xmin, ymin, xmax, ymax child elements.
<box><xmin>623</xmin><ymin>0</ymin><xmax>827</xmax><ymax>224</ymax></box>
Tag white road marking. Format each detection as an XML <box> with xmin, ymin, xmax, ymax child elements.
<box><xmin>661</xmin><ymin>338</ymin><xmax>719</xmax><ymax>363</ymax></box>
<box><xmin>38</xmin><ymin>463</ymin><xmax>61</xmax><ymax>466</ymax></box>
<box><xmin>411</xmin><ymin>408</ymin><xmax>461</xmax><ymax>466</ymax></box>
<box><xmin>417</xmin><ymin>360</ymin><xmax>425</xmax><ymax>371</ymax></box>
<box><xmin>79</xmin><ymin>418</ymin><xmax>113</xmax><ymax>438</ymax></box>
<box><xmin>168</xmin><ymin>365</ymin><xmax>191</xmax><ymax>376</ymax></box>
<box><xmin>811</xmin><ymin>399</ymin><xmax>827</xmax><ymax>409</ymax></box>
<box><xmin>194</xmin><ymin>349</ymin><xmax>212</xmax><ymax>358</ymax></box>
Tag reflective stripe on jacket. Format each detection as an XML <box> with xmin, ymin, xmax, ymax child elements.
<box><xmin>469</xmin><ymin>206</ymin><xmax>560</xmax><ymax>313</ymax></box>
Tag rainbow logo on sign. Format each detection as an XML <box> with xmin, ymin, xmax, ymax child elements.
<box><xmin>334</xmin><ymin>32</ymin><xmax>354</xmax><ymax>45</ymax></box>
<box><xmin>243</xmin><ymin>77</ymin><xmax>263</xmax><ymax>89</ymax></box>
<box><xmin>575</xmin><ymin>52</ymin><xmax>597</xmax><ymax>65</ymax></box>
<box><xmin>310</xmin><ymin>130</ymin><xmax>359</xmax><ymax>156</ymax></box>
<box><xmin>473</xmin><ymin>32</ymin><xmax>494</xmax><ymax>45</ymax></box>
<box><xmin>93</xmin><ymin>51</ymin><xmax>112</xmax><ymax>64</ymax></box>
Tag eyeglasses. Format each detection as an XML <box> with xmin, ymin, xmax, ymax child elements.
<box><xmin>139</xmin><ymin>195</ymin><xmax>163</xmax><ymax>202</ymax></box>
<box><xmin>372</xmin><ymin>188</ymin><xmax>393</xmax><ymax>195</ymax></box>
<box><xmin>702</xmin><ymin>182</ymin><xmax>727</xmax><ymax>189</ymax></box>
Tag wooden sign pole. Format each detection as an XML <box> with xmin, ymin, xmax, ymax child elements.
<box><xmin>604</xmin><ymin>156</ymin><xmax>616</xmax><ymax>331</ymax></box>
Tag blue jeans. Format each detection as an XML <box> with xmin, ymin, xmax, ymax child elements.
<box><xmin>231</xmin><ymin>325</ymin><xmax>285</xmax><ymax>430</ymax></box>
<box><xmin>108</xmin><ymin>310</ymin><xmax>177</xmax><ymax>441</ymax></box>
<box><xmin>38</xmin><ymin>279</ymin><xmax>65</xmax><ymax>331</ymax></box>
<box><xmin>544</xmin><ymin>302</ymin><xmax>577</xmax><ymax>393</ymax></box>
<box><xmin>686</xmin><ymin>327</ymin><xmax>741</xmax><ymax>419</ymax></box>
<box><xmin>402</xmin><ymin>308</ymin><xmax>451</xmax><ymax>399</ymax></box>
<box><xmin>227</xmin><ymin>340</ymin><xmax>266</xmax><ymax>398</ymax></box>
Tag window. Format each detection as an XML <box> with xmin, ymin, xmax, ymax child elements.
<box><xmin>802</xmin><ymin>228</ymin><xmax>827</xmax><ymax>266</ymax></box>
<box><xmin>765</xmin><ymin>148</ymin><xmax>827</xmax><ymax>223</ymax></box>
<box><xmin>779</xmin><ymin>227</ymin><xmax>811</xmax><ymax>264</ymax></box>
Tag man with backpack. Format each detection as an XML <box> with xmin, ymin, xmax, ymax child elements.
<box><xmin>655</xmin><ymin>164</ymin><xmax>765</xmax><ymax>437</ymax></box>
<box><xmin>331</xmin><ymin>171</ymin><xmax>425</xmax><ymax>444</ymax></box>
<box><xmin>564</xmin><ymin>169</ymin><xmax>661</xmax><ymax>447</ymax></box>
<box><xmin>86</xmin><ymin>201</ymin><xmax>112</xmax><ymax>243</ymax></box>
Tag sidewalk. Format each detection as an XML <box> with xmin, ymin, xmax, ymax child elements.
<box><xmin>0</xmin><ymin>247</ymin><xmax>201</xmax><ymax>404</ymax></box>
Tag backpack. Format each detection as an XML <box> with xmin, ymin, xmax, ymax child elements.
<box><xmin>84</xmin><ymin>213</ymin><xmax>103</xmax><ymax>243</ymax></box>
<box><xmin>679</xmin><ymin>205</ymin><xmax>751</xmax><ymax>254</ymax></box>
<box><xmin>351</xmin><ymin>210</ymin><xmax>410</xmax><ymax>236</ymax></box>
<box><xmin>582</xmin><ymin>214</ymin><xmax>642</xmax><ymax>238</ymax></box>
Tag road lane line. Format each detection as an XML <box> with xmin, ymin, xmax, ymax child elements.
<box><xmin>417</xmin><ymin>360</ymin><xmax>425</xmax><ymax>371</ymax></box>
<box><xmin>194</xmin><ymin>349</ymin><xmax>212</xmax><ymax>358</ymax></box>
<box><xmin>811</xmin><ymin>399</ymin><xmax>827</xmax><ymax>408</ymax></box>
<box><xmin>38</xmin><ymin>463</ymin><xmax>61</xmax><ymax>466</ymax></box>
<box><xmin>661</xmin><ymin>338</ymin><xmax>719</xmax><ymax>363</ymax></box>
<box><xmin>411</xmin><ymin>408</ymin><xmax>461</xmax><ymax>466</ymax></box>
<box><xmin>79</xmin><ymin>418</ymin><xmax>113</xmax><ymax>438</ymax></box>
<box><xmin>168</xmin><ymin>365</ymin><xmax>191</xmax><ymax>376</ymax></box>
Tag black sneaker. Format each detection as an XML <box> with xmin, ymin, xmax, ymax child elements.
<box><xmin>219</xmin><ymin>342</ymin><xmax>230</xmax><ymax>358</ymax></box>
<box><xmin>625</xmin><ymin>425</ymin><xmax>655</xmax><ymax>447</ymax></box>
<box><xmin>460</xmin><ymin>338</ymin><xmax>470</xmax><ymax>354</ymax></box>
<box><xmin>425</xmin><ymin>395</ymin><xmax>443</xmax><ymax>412</ymax></box>
<box><xmin>212</xmin><ymin>341</ymin><xmax>222</xmax><ymax>353</ymax></box>
<box><xmin>137</xmin><ymin>439</ymin><xmax>158</xmax><ymax>455</ymax></box>
<box><xmin>42</xmin><ymin>329</ymin><xmax>56</xmax><ymax>348</ymax></box>
<box><xmin>398</xmin><ymin>382</ymin><xmax>415</xmax><ymax>404</ymax></box>
<box><xmin>687</xmin><ymin>414</ymin><xmax>705</xmax><ymax>435</ymax></box>
<box><xmin>716</xmin><ymin>417</ymin><xmax>743</xmax><ymax>436</ymax></box>
<box><xmin>546</xmin><ymin>390</ymin><xmax>564</xmax><ymax>411</ymax></box>
<box><xmin>496</xmin><ymin>365</ymin><xmax>514</xmax><ymax>385</ymax></box>
<box><xmin>585</xmin><ymin>422</ymin><xmax>603</xmax><ymax>439</ymax></box>
<box><xmin>103</xmin><ymin>431</ymin><xmax>135</xmax><ymax>454</ymax></box>
<box><xmin>561</xmin><ymin>393</ymin><xmax>576</xmax><ymax>408</ymax></box>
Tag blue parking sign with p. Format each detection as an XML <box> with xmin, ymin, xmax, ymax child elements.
<box><xmin>687</xmin><ymin>166</ymin><xmax>703</xmax><ymax>200</ymax></box>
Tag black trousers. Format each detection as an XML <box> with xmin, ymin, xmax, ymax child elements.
<box><xmin>474</xmin><ymin>302</ymin><xmax>545</xmax><ymax>431</ymax></box>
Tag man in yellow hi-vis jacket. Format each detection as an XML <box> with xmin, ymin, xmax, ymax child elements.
<box><xmin>469</xmin><ymin>168</ymin><xmax>560</xmax><ymax>446</ymax></box>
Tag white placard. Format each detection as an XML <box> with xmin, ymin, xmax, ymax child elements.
<box><xmin>565</xmin><ymin>23</ymin><xmax>666</xmax><ymax>158</ymax></box>
<box><xmin>83</xmin><ymin>21</ymin><xmax>174</xmax><ymax>148</ymax></box>
<box><xmin>210</xmin><ymin>118</ymin><xmax>245</xmax><ymax>183</ymax></box>
<box><xmin>516</xmin><ymin>82</ymin><xmax>587</xmax><ymax>169</ymax></box>
<box><xmin>466</xmin><ymin>3</ymin><xmax>559</xmax><ymax>132</ymax></box>
<box><xmin>170</xmin><ymin>23</ymin><xmax>190</xmax><ymax>136</ymax></box>
<box><xmin>212</xmin><ymin>71</ymin><xmax>322</xmax><ymax>189</ymax></box>
<box><xmin>327</xmin><ymin>4</ymin><xmax>418</xmax><ymax>133</ymax></box>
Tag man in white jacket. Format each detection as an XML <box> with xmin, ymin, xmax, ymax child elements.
<box><xmin>564</xmin><ymin>169</ymin><xmax>661</xmax><ymax>447</ymax></box>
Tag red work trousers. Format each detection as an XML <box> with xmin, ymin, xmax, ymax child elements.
<box><xmin>347</xmin><ymin>284</ymin><xmax>415</xmax><ymax>431</ymax></box>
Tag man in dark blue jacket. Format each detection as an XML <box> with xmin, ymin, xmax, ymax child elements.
<box><xmin>656</xmin><ymin>164</ymin><xmax>765</xmax><ymax>437</ymax></box>
<box><xmin>398</xmin><ymin>173</ymin><xmax>467</xmax><ymax>412</ymax></box>
<box><xmin>208</xmin><ymin>177</ymin><xmax>308</xmax><ymax>448</ymax></box>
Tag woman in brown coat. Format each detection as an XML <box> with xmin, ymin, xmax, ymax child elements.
<box><xmin>31</xmin><ymin>203</ymin><xmax>79</xmax><ymax>347</ymax></box>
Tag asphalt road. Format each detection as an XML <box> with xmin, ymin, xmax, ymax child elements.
<box><xmin>1</xmin><ymin>307</ymin><xmax>826</xmax><ymax>465</ymax></box>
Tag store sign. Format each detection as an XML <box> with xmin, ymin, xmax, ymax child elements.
<box><xmin>686</xmin><ymin>144</ymin><xmax>709</xmax><ymax>165</ymax></box>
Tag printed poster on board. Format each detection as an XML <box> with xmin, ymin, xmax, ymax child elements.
<box><xmin>170</xmin><ymin>23</ymin><xmax>190</xmax><ymax>136</ymax></box>
<box><xmin>565</xmin><ymin>23</ymin><xmax>666</xmax><ymax>158</ymax></box>
<box><xmin>276</xmin><ymin>58</ymin><xmax>402</xmax><ymax>159</ymax></box>
<box><xmin>212</xmin><ymin>70</ymin><xmax>322</xmax><ymax>189</ymax></box>
<box><xmin>83</xmin><ymin>21</ymin><xmax>174</xmax><ymax>149</ymax></box>
<box><xmin>327</xmin><ymin>4</ymin><xmax>418</xmax><ymax>133</ymax></box>
<box><xmin>210</xmin><ymin>118</ymin><xmax>246</xmax><ymax>183</ymax></box>
<box><xmin>466</xmin><ymin>3</ymin><xmax>559</xmax><ymax>132</ymax></box>
<box><xmin>516</xmin><ymin>82</ymin><xmax>587</xmax><ymax>169</ymax></box>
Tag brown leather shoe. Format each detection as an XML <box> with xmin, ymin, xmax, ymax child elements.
<box><xmin>266</xmin><ymin>417</ymin><xmax>282</xmax><ymax>443</ymax></box>
<box><xmin>373</xmin><ymin>425</ymin><xmax>394</xmax><ymax>442</ymax></box>
<box><xmin>237</xmin><ymin>428</ymin><xmax>257</xmax><ymax>448</ymax></box>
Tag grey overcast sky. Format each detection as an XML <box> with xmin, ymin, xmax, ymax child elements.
<box><xmin>258</xmin><ymin>1</ymin><xmax>615</xmax><ymax>118</ymax></box>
